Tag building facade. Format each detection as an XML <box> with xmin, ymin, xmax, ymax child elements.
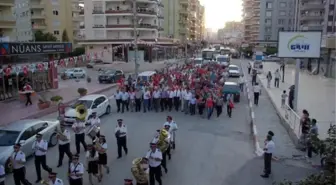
<box><xmin>162</xmin><ymin>0</ymin><xmax>204</xmax><ymax>42</ymax></box>
<box><xmin>217</xmin><ymin>21</ymin><xmax>243</xmax><ymax>45</ymax></box>
<box><xmin>0</xmin><ymin>0</ymin><xmax>15</xmax><ymax>41</ymax></box>
<box><xmin>11</xmin><ymin>0</ymin><xmax>81</xmax><ymax>42</ymax></box>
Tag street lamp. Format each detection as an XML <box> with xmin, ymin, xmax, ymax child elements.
<box><xmin>132</xmin><ymin>0</ymin><xmax>142</xmax><ymax>76</ymax></box>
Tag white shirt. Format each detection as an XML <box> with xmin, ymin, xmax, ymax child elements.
<box><xmin>86</xmin><ymin>151</ymin><xmax>99</xmax><ymax>162</ymax></box>
<box><xmin>129</xmin><ymin>92</ymin><xmax>135</xmax><ymax>100</ymax></box>
<box><xmin>153</xmin><ymin>91</ymin><xmax>161</xmax><ymax>98</ymax></box>
<box><xmin>143</xmin><ymin>91</ymin><xmax>151</xmax><ymax>100</ymax></box>
<box><xmin>48</xmin><ymin>178</ymin><xmax>64</xmax><ymax>185</ymax></box>
<box><xmin>174</xmin><ymin>90</ymin><xmax>181</xmax><ymax>98</ymax></box>
<box><xmin>145</xmin><ymin>149</ymin><xmax>162</xmax><ymax>167</ymax></box>
<box><xmin>88</xmin><ymin>117</ymin><xmax>100</xmax><ymax>127</ymax></box>
<box><xmin>115</xmin><ymin>124</ymin><xmax>127</xmax><ymax>137</ymax></box>
<box><xmin>58</xmin><ymin>129</ymin><xmax>71</xmax><ymax>145</ymax></box>
<box><xmin>114</xmin><ymin>92</ymin><xmax>123</xmax><ymax>100</ymax></box>
<box><xmin>72</xmin><ymin>121</ymin><xmax>86</xmax><ymax>134</ymax></box>
<box><xmin>11</xmin><ymin>151</ymin><xmax>26</xmax><ymax>169</ymax></box>
<box><xmin>163</xmin><ymin>121</ymin><xmax>178</xmax><ymax>133</ymax></box>
<box><xmin>69</xmin><ymin>162</ymin><xmax>84</xmax><ymax>179</ymax></box>
<box><xmin>274</xmin><ymin>71</ymin><xmax>281</xmax><ymax>79</ymax></box>
<box><xmin>253</xmin><ymin>85</ymin><xmax>261</xmax><ymax>93</ymax></box>
<box><xmin>99</xmin><ymin>142</ymin><xmax>107</xmax><ymax>154</ymax></box>
<box><xmin>168</xmin><ymin>91</ymin><xmax>175</xmax><ymax>98</ymax></box>
<box><xmin>122</xmin><ymin>92</ymin><xmax>130</xmax><ymax>101</ymax></box>
<box><xmin>32</xmin><ymin>140</ymin><xmax>48</xmax><ymax>156</ymax></box>
<box><xmin>183</xmin><ymin>91</ymin><xmax>192</xmax><ymax>100</ymax></box>
<box><xmin>238</xmin><ymin>77</ymin><xmax>244</xmax><ymax>84</ymax></box>
<box><xmin>265</xmin><ymin>140</ymin><xmax>275</xmax><ymax>154</ymax></box>
<box><xmin>0</xmin><ymin>165</ymin><xmax>4</xmax><ymax>182</ymax></box>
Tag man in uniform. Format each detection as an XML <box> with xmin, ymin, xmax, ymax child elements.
<box><xmin>87</xmin><ymin>112</ymin><xmax>101</xmax><ymax>141</ymax></box>
<box><xmin>46</xmin><ymin>172</ymin><xmax>63</xmax><ymax>185</ymax></box>
<box><xmin>69</xmin><ymin>154</ymin><xmax>84</xmax><ymax>185</ymax></box>
<box><xmin>261</xmin><ymin>134</ymin><xmax>275</xmax><ymax>178</ymax></box>
<box><xmin>57</xmin><ymin>123</ymin><xmax>72</xmax><ymax>167</ymax></box>
<box><xmin>115</xmin><ymin>119</ymin><xmax>128</xmax><ymax>158</ymax></box>
<box><xmin>32</xmin><ymin>133</ymin><xmax>52</xmax><ymax>183</ymax></box>
<box><xmin>163</xmin><ymin>116</ymin><xmax>178</xmax><ymax>149</ymax></box>
<box><xmin>131</xmin><ymin>157</ymin><xmax>149</xmax><ymax>185</ymax></box>
<box><xmin>72</xmin><ymin>118</ymin><xmax>87</xmax><ymax>154</ymax></box>
<box><xmin>11</xmin><ymin>143</ymin><xmax>32</xmax><ymax>185</ymax></box>
<box><xmin>114</xmin><ymin>89</ymin><xmax>123</xmax><ymax>113</ymax></box>
<box><xmin>146</xmin><ymin>143</ymin><xmax>162</xmax><ymax>185</ymax></box>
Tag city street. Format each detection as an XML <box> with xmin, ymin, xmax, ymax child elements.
<box><xmin>3</xmin><ymin>59</ymin><xmax>316</xmax><ymax>185</ymax></box>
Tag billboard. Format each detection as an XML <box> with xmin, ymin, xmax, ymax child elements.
<box><xmin>277</xmin><ymin>31</ymin><xmax>322</xmax><ymax>58</ymax></box>
<box><xmin>0</xmin><ymin>42</ymin><xmax>72</xmax><ymax>56</ymax></box>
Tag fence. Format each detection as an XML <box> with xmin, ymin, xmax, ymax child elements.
<box><xmin>283</xmin><ymin>104</ymin><xmax>301</xmax><ymax>138</ymax></box>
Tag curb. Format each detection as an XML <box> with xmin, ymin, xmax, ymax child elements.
<box><xmin>241</xmin><ymin>63</ymin><xmax>263</xmax><ymax>156</ymax></box>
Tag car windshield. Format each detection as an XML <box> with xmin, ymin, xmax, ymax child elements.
<box><xmin>202</xmin><ymin>51</ymin><xmax>214</xmax><ymax>60</ymax></box>
<box><xmin>217</xmin><ymin>57</ymin><xmax>228</xmax><ymax>62</ymax></box>
<box><xmin>224</xmin><ymin>84</ymin><xmax>239</xmax><ymax>92</ymax></box>
<box><xmin>194</xmin><ymin>59</ymin><xmax>202</xmax><ymax>64</ymax></box>
<box><xmin>104</xmin><ymin>70</ymin><xmax>116</xmax><ymax>74</ymax></box>
<box><xmin>71</xmin><ymin>100</ymin><xmax>93</xmax><ymax>109</ymax></box>
<box><xmin>229</xmin><ymin>66</ymin><xmax>239</xmax><ymax>71</ymax></box>
<box><xmin>0</xmin><ymin>130</ymin><xmax>20</xmax><ymax>146</ymax></box>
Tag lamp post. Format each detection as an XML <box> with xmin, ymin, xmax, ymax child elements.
<box><xmin>292</xmin><ymin>0</ymin><xmax>300</xmax><ymax>111</ymax></box>
<box><xmin>132</xmin><ymin>0</ymin><xmax>141</xmax><ymax>77</ymax></box>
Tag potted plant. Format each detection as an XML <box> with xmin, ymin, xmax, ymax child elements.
<box><xmin>37</xmin><ymin>97</ymin><xmax>51</xmax><ymax>110</ymax></box>
<box><xmin>50</xmin><ymin>95</ymin><xmax>63</xmax><ymax>104</ymax></box>
<box><xmin>77</xmin><ymin>88</ymin><xmax>87</xmax><ymax>96</ymax></box>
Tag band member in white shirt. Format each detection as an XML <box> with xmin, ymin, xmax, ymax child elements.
<box><xmin>0</xmin><ymin>165</ymin><xmax>4</xmax><ymax>185</ymax></box>
<box><xmin>11</xmin><ymin>143</ymin><xmax>32</xmax><ymax>185</ymax></box>
<box><xmin>114</xmin><ymin>89</ymin><xmax>123</xmax><ymax>113</ymax></box>
<box><xmin>173</xmin><ymin>88</ymin><xmax>181</xmax><ymax>111</ymax></box>
<box><xmin>46</xmin><ymin>172</ymin><xmax>64</xmax><ymax>185</ymax></box>
<box><xmin>168</xmin><ymin>89</ymin><xmax>175</xmax><ymax>111</ymax></box>
<box><xmin>86</xmin><ymin>144</ymin><xmax>101</xmax><ymax>184</ymax></box>
<box><xmin>87</xmin><ymin>112</ymin><xmax>101</xmax><ymax>141</ymax></box>
<box><xmin>163</xmin><ymin>125</ymin><xmax>172</xmax><ymax>160</ymax></box>
<box><xmin>164</xmin><ymin>116</ymin><xmax>178</xmax><ymax>149</ymax></box>
<box><xmin>96</xmin><ymin>135</ymin><xmax>110</xmax><ymax>178</ymax></box>
<box><xmin>146</xmin><ymin>143</ymin><xmax>162</xmax><ymax>185</ymax></box>
<box><xmin>261</xmin><ymin>135</ymin><xmax>275</xmax><ymax>178</ymax></box>
<box><xmin>57</xmin><ymin>123</ymin><xmax>72</xmax><ymax>167</ymax></box>
<box><xmin>182</xmin><ymin>88</ymin><xmax>192</xmax><ymax>114</ymax></box>
<box><xmin>32</xmin><ymin>133</ymin><xmax>52</xmax><ymax>183</ymax></box>
<box><xmin>69</xmin><ymin>154</ymin><xmax>84</xmax><ymax>185</ymax></box>
<box><xmin>153</xmin><ymin>88</ymin><xmax>161</xmax><ymax>112</ymax></box>
<box><xmin>121</xmin><ymin>89</ymin><xmax>130</xmax><ymax>113</ymax></box>
<box><xmin>72</xmin><ymin>118</ymin><xmax>87</xmax><ymax>154</ymax></box>
<box><xmin>115</xmin><ymin>119</ymin><xmax>128</xmax><ymax>158</ymax></box>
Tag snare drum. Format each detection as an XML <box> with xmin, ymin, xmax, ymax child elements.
<box><xmin>87</xmin><ymin>125</ymin><xmax>100</xmax><ymax>139</ymax></box>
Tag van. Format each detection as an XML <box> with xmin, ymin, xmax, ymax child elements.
<box><xmin>216</xmin><ymin>55</ymin><xmax>230</xmax><ymax>66</ymax></box>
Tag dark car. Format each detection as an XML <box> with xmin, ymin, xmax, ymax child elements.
<box><xmin>98</xmin><ymin>69</ymin><xmax>124</xmax><ymax>83</ymax></box>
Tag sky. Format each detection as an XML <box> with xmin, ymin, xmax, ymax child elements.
<box><xmin>200</xmin><ymin>0</ymin><xmax>242</xmax><ymax>31</ymax></box>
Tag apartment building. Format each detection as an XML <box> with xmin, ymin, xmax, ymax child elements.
<box><xmin>217</xmin><ymin>21</ymin><xmax>243</xmax><ymax>45</ymax></box>
<box><xmin>14</xmin><ymin>0</ymin><xmax>81</xmax><ymax>42</ymax></box>
<box><xmin>0</xmin><ymin>0</ymin><xmax>15</xmax><ymax>41</ymax></box>
<box><xmin>163</xmin><ymin>0</ymin><xmax>204</xmax><ymax>42</ymax></box>
<box><xmin>242</xmin><ymin>0</ymin><xmax>295</xmax><ymax>43</ymax></box>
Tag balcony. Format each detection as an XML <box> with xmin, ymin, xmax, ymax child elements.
<box><xmin>158</xmin><ymin>2</ymin><xmax>164</xmax><ymax>7</ymax></box>
<box><xmin>300</xmin><ymin>25</ymin><xmax>323</xmax><ymax>31</ymax></box>
<box><xmin>158</xmin><ymin>27</ymin><xmax>164</xmax><ymax>31</ymax></box>
<box><xmin>158</xmin><ymin>15</ymin><xmax>163</xmax><ymax>19</ymax></box>
<box><xmin>300</xmin><ymin>3</ymin><xmax>325</xmax><ymax>11</ymax></box>
<box><xmin>31</xmin><ymin>14</ymin><xmax>45</xmax><ymax>19</ymax></box>
<box><xmin>0</xmin><ymin>16</ymin><xmax>15</xmax><ymax>29</ymax></box>
<box><xmin>137</xmin><ymin>9</ymin><xmax>157</xmax><ymax>15</ymax></box>
<box><xmin>300</xmin><ymin>14</ymin><xmax>324</xmax><ymax>21</ymax></box>
<box><xmin>72</xmin><ymin>16</ymin><xmax>81</xmax><ymax>22</ymax></box>
<box><xmin>92</xmin><ymin>10</ymin><xmax>104</xmax><ymax>14</ymax></box>
<box><xmin>72</xmin><ymin>5</ymin><xmax>81</xmax><ymax>12</ymax></box>
<box><xmin>79</xmin><ymin>10</ymin><xmax>84</xmax><ymax>15</ymax></box>
<box><xmin>105</xmin><ymin>24</ymin><xmax>157</xmax><ymax>29</ymax></box>
<box><xmin>32</xmin><ymin>23</ymin><xmax>47</xmax><ymax>30</ymax></box>
<box><xmin>93</xmin><ymin>25</ymin><xmax>105</xmax><ymax>28</ymax></box>
<box><xmin>30</xmin><ymin>3</ymin><xmax>45</xmax><ymax>9</ymax></box>
<box><xmin>0</xmin><ymin>0</ymin><xmax>14</xmax><ymax>6</ymax></box>
<box><xmin>179</xmin><ymin>20</ymin><xmax>187</xmax><ymax>24</ymax></box>
<box><xmin>80</xmin><ymin>25</ymin><xmax>85</xmax><ymax>29</ymax></box>
<box><xmin>105</xmin><ymin>9</ymin><xmax>132</xmax><ymax>14</ymax></box>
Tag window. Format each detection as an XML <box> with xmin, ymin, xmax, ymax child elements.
<box><xmin>33</xmin><ymin>122</ymin><xmax>49</xmax><ymax>133</ymax></box>
<box><xmin>278</xmin><ymin>19</ymin><xmax>285</xmax><ymax>24</ymax></box>
<box><xmin>54</xmin><ymin>30</ymin><xmax>60</xmax><ymax>35</ymax></box>
<box><xmin>265</xmin><ymin>19</ymin><xmax>272</xmax><ymax>25</ymax></box>
<box><xmin>20</xmin><ymin>127</ymin><xmax>35</xmax><ymax>141</ymax></box>
<box><xmin>266</xmin><ymin>11</ymin><xmax>272</xmax><ymax>17</ymax></box>
<box><xmin>51</xmin><ymin>0</ymin><xmax>59</xmax><ymax>5</ymax></box>
<box><xmin>117</xmin><ymin>18</ymin><xmax>120</xmax><ymax>24</ymax></box>
<box><xmin>328</xmin><ymin>21</ymin><xmax>333</xmax><ymax>26</ymax></box>
<box><xmin>53</xmin><ymin>10</ymin><xmax>59</xmax><ymax>15</ymax></box>
<box><xmin>278</xmin><ymin>27</ymin><xmax>284</xmax><ymax>31</ymax></box>
<box><xmin>279</xmin><ymin>11</ymin><xmax>286</xmax><ymax>16</ymax></box>
<box><xmin>265</xmin><ymin>27</ymin><xmax>271</xmax><ymax>32</ymax></box>
<box><xmin>266</xmin><ymin>2</ymin><xmax>272</xmax><ymax>8</ymax></box>
<box><xmin>280</xmin><ymin>2</ymin><xmax>286</xmax><ymax>7</ymax></box>
<box><xmin>53</xmin><ymin>20</ymin><xmax>60</xmax><ymax>26</ymax></box>
<box><xmin>265</xmin><ymin>35</ymin><xmax>271</xmax><ymax>40</ymax></box>
<box><xmin>154</xmin><ymin>19</ymin><xmax>156</xmax><ymax>24</ymax></box>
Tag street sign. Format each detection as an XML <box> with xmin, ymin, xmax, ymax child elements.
<box><xmin>255</xmin><ymin>55</ymin><xmax>263</xmax><ymax>61</ymax></box>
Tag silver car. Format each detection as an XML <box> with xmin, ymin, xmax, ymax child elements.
<box><xmin>0</xmin><ymin>119</ymin><xmax>60</xmax><ymax>172</ymax></box>
<box><xmin>228</xmin><ymin>65</ymin><xmax>241</xmax><ymax>77</ymax></box>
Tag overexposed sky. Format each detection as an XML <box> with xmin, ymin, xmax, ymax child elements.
<box><xmin>200</xmin><ymin>0</ymin><xmax>242</xmax><ymax>31</ymax></box>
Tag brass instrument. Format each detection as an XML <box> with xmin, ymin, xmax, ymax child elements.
<box><xmin>76</xmin><ymin>104</ymin><xmax>88</xmax><ymax>120</ymax></box>
<box><xmin>152</xmin><ymin>129</ymin><xmax>169</xmax><ymax>152</ymax></box>
<box><xmin>55</xmin><ymin>127</ymin><xmax>68</xmax><ymax>141</ymax></box>
<box><xmin>40</xmin><ymin>179</ymin><xmax>49</xmax><ymax>185</ymax></box>
<box><xmin>131</xmin><ymin>158</ymin><xmax>148</xmax><ymax>184</ymax></box>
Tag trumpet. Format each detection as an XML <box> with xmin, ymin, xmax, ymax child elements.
<box><xmin>40</xmin><ymin>179</ymin><xmax>49</xmax><ymax>185</ymax></box>
<box><xmin>55</xmin><ymin>127</ymin><xmax>67</xmax><ymax>141</ymax></box>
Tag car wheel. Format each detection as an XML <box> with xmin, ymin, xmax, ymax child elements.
<box><xmin>105</xmin><ymin>105</ymin><xmax>111</xmax><ymax>115</ymax></box>
<box><xmin>5</xmin><ymin>158</ymin><xmax>12</xmax><ymax>173</ymax></box>
<box><xmin>70</xmin><ymin>74</ymin><xmax>74</xmax><ymax>79</ymax></box>
<box><xmin>48</xmin><ymin>133</ymin><xmax>58</xmax><ymax>147</ymax></box>
<box><xmin>99</xmin><ymin>80</ymin><xmax>103</xmax><ymax>84</ymax></box>
<box><xmin>81</xmin><ymin>74</ymin><xmax>85</xmax><ymax>78</ymax></box>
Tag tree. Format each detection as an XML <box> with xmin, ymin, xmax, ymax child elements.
<box><xmin>62</xmin><ymin>29</ymin><xmax>69</xmax><ymax>42</ymax></box>
<box><xmin>34</xmin><ymin>30</ymin><xmax>57</xmax><ymax>42</ymax></box>
<box><xmin>276</xmin><ymin>125</ymin><xmax>335</xmax><ymax>185</ymax></box>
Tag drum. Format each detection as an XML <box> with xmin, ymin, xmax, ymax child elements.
<box><xmin>87</xmin><ymin>125</ymin><xmax>100</xmax><ymax>139</ymax></box>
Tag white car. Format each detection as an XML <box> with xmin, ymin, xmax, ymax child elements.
<box><xmin>65</xmin><ymin>68</ymin><xmax>86</xmax><ymax>78</ymax></box>
<box><xmin>228</xmin><ymin>64</ymin><xmax>241</xmax><ymax>77</ymax></box>
<box><xmin>194</xmin><ymin>58</ymin><xmax>203</xmax><ymax>67</ymax></box>
<box><xmin>63</xmin><ymin>94</ymin><xmax>111</xmax><ymax>124</ymax></box>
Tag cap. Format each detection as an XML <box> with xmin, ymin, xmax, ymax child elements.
<box><xmin>268</xmin><ymin>131</ymin><xmax>274</xmax><ymax>137</ymax></box>
<box><xmin>92</xmin><ymin>112</ymin><xmax>97</xmax><ymax>114</ymax></box>
<box><xmin>150</xmin><ymin>142</ymin><xmax>157</xmax><ymax>146</ymax></box>
<box><xmin>72</xmin><ymin>154</ymin><xmax>79</xmax><ymax>159</ymax></box>
<box><xmin>36</xmin><ymin>133</ymin><xmax>42</xmax><ymax>137</ymax></box>
<box><xmin>167</xmin><ymin>116</ymin><xmax>172</xmax><ymax>119</ymax></box>
<box><xmin>164</xmin><ymin>124</ymin><xmax>171</xmax><ymax>128</ymax></box>
<box><xmin>14</xmin><ymin>143</ymin><xmax>21</xmax><ymax>147</ymax></box>
<box><xmin>48</xmin><ymin>172</ymin><xmax>57</xmax><ymax>177</ymax></box>
<box><xmin>117</xmin><ymin>119</ymin><xmax>123</xmax><ymax>122</ymax></box>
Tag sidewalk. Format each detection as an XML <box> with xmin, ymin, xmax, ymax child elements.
<box><xmin>258</xmin><ymin>62</ymin><xmax>336</xmax><ymax>140</ymax></box>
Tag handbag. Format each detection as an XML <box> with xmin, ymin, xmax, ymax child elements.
<box><xmin>229</xmin><ymin>101</ymin><xmax>234</xmax><ymax>108</ymax></box>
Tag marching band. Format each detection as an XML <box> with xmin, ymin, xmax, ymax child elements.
<box><xmin>68</xmin><ymin>155</ymin><xmax>84</xmax><ymax>185</ymax></box>
<box><xmin>72</xmin><ymin>118</ymin><xmax>87</xmax><ymax>154</ymax></box>
<box><xmin>11</xmin><ymin>143</ymin><xmax>32</xmax><ymax>185</ymax></box>
<box><xmin>57</xmin><ymin>123</ymin><xmax>72</xmax><ymax>167</ymax></box>
<box><xmin>115</xmin><ymin>119</ymin><xmax>128</xmax><ymax>158</ymax></box>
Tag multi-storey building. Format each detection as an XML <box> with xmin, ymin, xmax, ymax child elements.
<box><xmin>163</xmin><ymin>0</ymin><xmax>204</xmax><ymax>42</ymax></box>
<box><xmin>13</xmin><ymin>0</ymin><xmax>81</xmax><ymax>42</ymax></box>
<box><xmin>0</xmin><ymin>0</ymin><xmax>15</xmax><ymax>41</ymax></box>
<box><xmin>217</xmin><ymin>21</ymin><xmax>243</xmax><ymax>45</ymax></box>
<box><xmin>243</xmin><ymin>0</ymin><xmax>295</xmax><ymax>43</ymax></box>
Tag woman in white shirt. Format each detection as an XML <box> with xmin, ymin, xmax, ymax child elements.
<box><xmin>86</xmin><ymin>144</ymin><xmax>100</xmax><ymax>184</ymax></box>
<box><xmin>96</xmin><ymin>135</ymin><xmax>110</xmax><ymax>178</ymax></box>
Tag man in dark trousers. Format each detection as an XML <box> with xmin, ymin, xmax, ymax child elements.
<box><xmin>23</xmin><ymin>82</ymin><xmax>33</xmax><ymax>106</ymax></box>
<box><xmin>114</xmin><ymin>89</ymin><xmax>123</xmax><ymax>113</ymax></box>
<box><xmin>32</xmin><ymin>133</ymin><xmax>52</xmax><ymax>183</ymax></box>
<box><xmin>261</xmin><ymin>134</ymin><xmax>275</xmax><ymax>178</ymax></box>
<box><xmin>57</xmin><ymin>123</ymin><xmax>72</xmax><ymax>167</ymax></box>
<box><xmin>115</xmin><ymin>119</ymin><xmax>128</xmax><ymax>158</ymax></box>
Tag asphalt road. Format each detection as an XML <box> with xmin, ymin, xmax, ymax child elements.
<box><xmin>3</xmin><ymin>59</ymin><xmax>315</xmax><ymax>185</ymax></box>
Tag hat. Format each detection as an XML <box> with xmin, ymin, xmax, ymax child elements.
<box><xmin>36</xmin><ymin>133</ymin><xmax>42</xmax><ymax>137</ymax></box>
<box><xmin>72</xmin><ymin>154</ymin><xmax>79</xmax><ymax>159</ymax></box>
<box><xmin>92</xmin><ymin>112</ymin><xmax>97</xmax><ymax>114</ymax></box>
<box><xmin>117</xmin><ymin>119</ymin><xmax>123</xmax><ymax>122</ymax></box>
<box><xmin>167</xmin><ymin>116</ymin><xmax>172</xmax><ymax>119</ymax></box>
<box><xmin>14</xmin><ymin>143</ymin><xmax>21</xmax><ymax>147</ymax></box>
<box><xmin>164</xmin><ymin>124</ymin><xmax>171</xmax><ymax>128</ymax></box>
<box><xmin>48</xmin><ymin>172</ymin><xmax>57</xmax><ymax>177</ymax></box>
<box><xmin>150</xmin><ymin>142</ymin><xmax>157</xmax><ymax>146</ymax></box>
<box><xmin>268</xmin><ymin>131</ymin><xmax>274</xmax><ymax>137</ymax></box>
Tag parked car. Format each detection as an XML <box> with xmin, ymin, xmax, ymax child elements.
<box><xmin>63</xmin><ymin>94</ymin><xmax>111</xmax><ymax>124</ymax></box>
<box><xmin>98</xmin><ymin>69</ymin><xmax>125</xmax><ymax>84</ymax></box>
<box><xmin>0</xmin><ymin>119</ymin><xmax>60</xmax><ymax>173</ymax></box>
<box><xmin>193</xmin><ymin>58</ymin><xmax>203</xmax><ymax>67</ymax></box>
<box><xmin>86</xmin><ymin>62</ymin><xmax>95</xmax><ymax>68</ymax></box>
<box><xmin>228</xmin><ymin>64</ymin><xmax>241</xmax><ymax>77</ymax></box>
<box><xmin>64</xmin><ymin>68</ymin><xmax>86</xmax><ymax>78</ymax></box>
<box><xmin>222</xmin><ymin>81</ymin><xmax>240</xmax><ymax>102</ymax></box>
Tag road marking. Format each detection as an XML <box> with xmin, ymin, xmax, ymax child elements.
<box><xmin>251</xmin><ymin>111</ymin><xmax>255</xmax><ymax>119</ymax></box>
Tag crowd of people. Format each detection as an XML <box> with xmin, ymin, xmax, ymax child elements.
<box><xmin>114</xmin><ymin>62</ymin><xmax>244</xmax><ymax>119</ymax></box>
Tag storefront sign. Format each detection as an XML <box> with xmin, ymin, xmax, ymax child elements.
<box><xmin>0</xmin><ymin>42</ymin><xmax>72</xmax><ymax>56</ymax></box>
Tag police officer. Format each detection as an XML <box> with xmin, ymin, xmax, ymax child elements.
<box><xmin>115</xmin><ymin>119</ymin><xmax>128</xmax><ymax>158</ymax></box>
<box><xmin>32</xmin><ymin>133</ymin><xmax>52</xmax><ymax>183</ymax></box>
<box><xmin>114</xmin><ymin>89</ymin><xmax>123</xmax><ymax>112</ymax></box>
<box><xmin>87</xmin><ymin>112</ymin><xmax>101</xmax><ymax>141</ymax></box>
<box><xmin>146</xmin><ymin>143</ymin><xmax>162</xmax><ymax>185</ymax></box>
<box><xmin>47</xmin><ymin>172</ymin><xmax>64</xmax><ymax>185</ymax></box>
<box><xmin>69</xmin><ymin>154</ymin><xmax>84</xmax><ymax>185</ymax></box>
<box><xmin>261</xmin><ymin>134</ymin><xmax>275</xmax><ymax>178</ymax></box>
<box><xmin>11</xmin><ymin>143</ymin><xmax>32</xmax><ymax>185</ymax></box>
<box><xmin>57</xmin><ymin>123</ymin><xmax>72</xmax><ymax>167</ymax></box>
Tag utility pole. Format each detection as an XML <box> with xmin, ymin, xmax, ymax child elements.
<box><xmin>133</xmin><ymin>0</ymin><xmax>139</xmax><ymax>76</ymax></box>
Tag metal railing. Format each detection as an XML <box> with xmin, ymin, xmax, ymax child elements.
<box><xmin>283</xmin><ymin>104</ymin><xmax>301</xmax><ymax>137</ymax></box>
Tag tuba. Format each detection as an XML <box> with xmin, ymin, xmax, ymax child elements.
<box><xmin>76</xmin><ymin>104</ymin><xmax>88</xmax><ymax>121</ymax></box>
<box><xmin>154</xmin><ymin>129</ymin><xmax>169</xmax><ymax>152</ymax></box>
<box><xmin>40</xmin><ymin>179</ymin><xmax>49</xmax><ymax>185</ymax></box>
